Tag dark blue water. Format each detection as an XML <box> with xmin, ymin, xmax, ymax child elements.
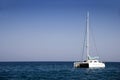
<box><xmin>0</xmin><ymin>62</ymin><xmax>119</xmax><ymax>80</ymax></box>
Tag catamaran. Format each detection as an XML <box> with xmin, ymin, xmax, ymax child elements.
<box><xmin>74</xmin><ymin>12</ymin><xmax>105</xmax><ymax>68</ymax></box>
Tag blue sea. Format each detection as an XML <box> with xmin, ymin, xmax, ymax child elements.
<box><xmin>0</xmin><ymin>62</ymin><xmax>119</xmax><ymax>80</ymax></box>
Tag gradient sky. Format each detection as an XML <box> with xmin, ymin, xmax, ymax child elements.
<box><xmin>0</xmin><ymin>0</ymin><xmax>120</xmax><ymax>61</ymax></box>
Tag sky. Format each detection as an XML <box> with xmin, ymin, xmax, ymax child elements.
<box><xmin>0</xmin><ymin>0</ymin><xmax>120</xmax><ymax>62</ymax></box>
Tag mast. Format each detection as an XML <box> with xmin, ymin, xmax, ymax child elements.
<box><xmin>86</xmin><ymin>12</ymin><xmax>89</xmax><ymax>60</ymax></box>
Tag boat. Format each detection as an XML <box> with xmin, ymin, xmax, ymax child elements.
<box><xmin>74</xmin><ymin>12</ymin><xmax>105</xmax><ymax>68</ymax></box>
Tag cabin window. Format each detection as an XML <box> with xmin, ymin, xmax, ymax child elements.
<box><xmin>94</xmin><ymin>61</ymin><xmax>97</xmax><ymax>63</ymax></box>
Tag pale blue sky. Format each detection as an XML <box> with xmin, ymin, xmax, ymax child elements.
<box><xmin>0</xmin><ymin>0</ymin><xmax>120</xmax><ymax>61</ymax></box>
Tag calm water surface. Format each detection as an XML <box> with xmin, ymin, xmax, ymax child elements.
<box><xmin>0</xmin><ymin>62</ymin><xmax>119</xmax><ymax>80</ymax></box>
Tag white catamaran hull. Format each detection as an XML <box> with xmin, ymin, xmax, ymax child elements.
<box><xmin>89</xmin><ymin>62</ymin><xmax>105</xmax><ymax>68</ymax></box>
<box><xmin>74</xmin><ymin>60</ymin><xmax>105</xmax><ymax>68</ymax></box>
